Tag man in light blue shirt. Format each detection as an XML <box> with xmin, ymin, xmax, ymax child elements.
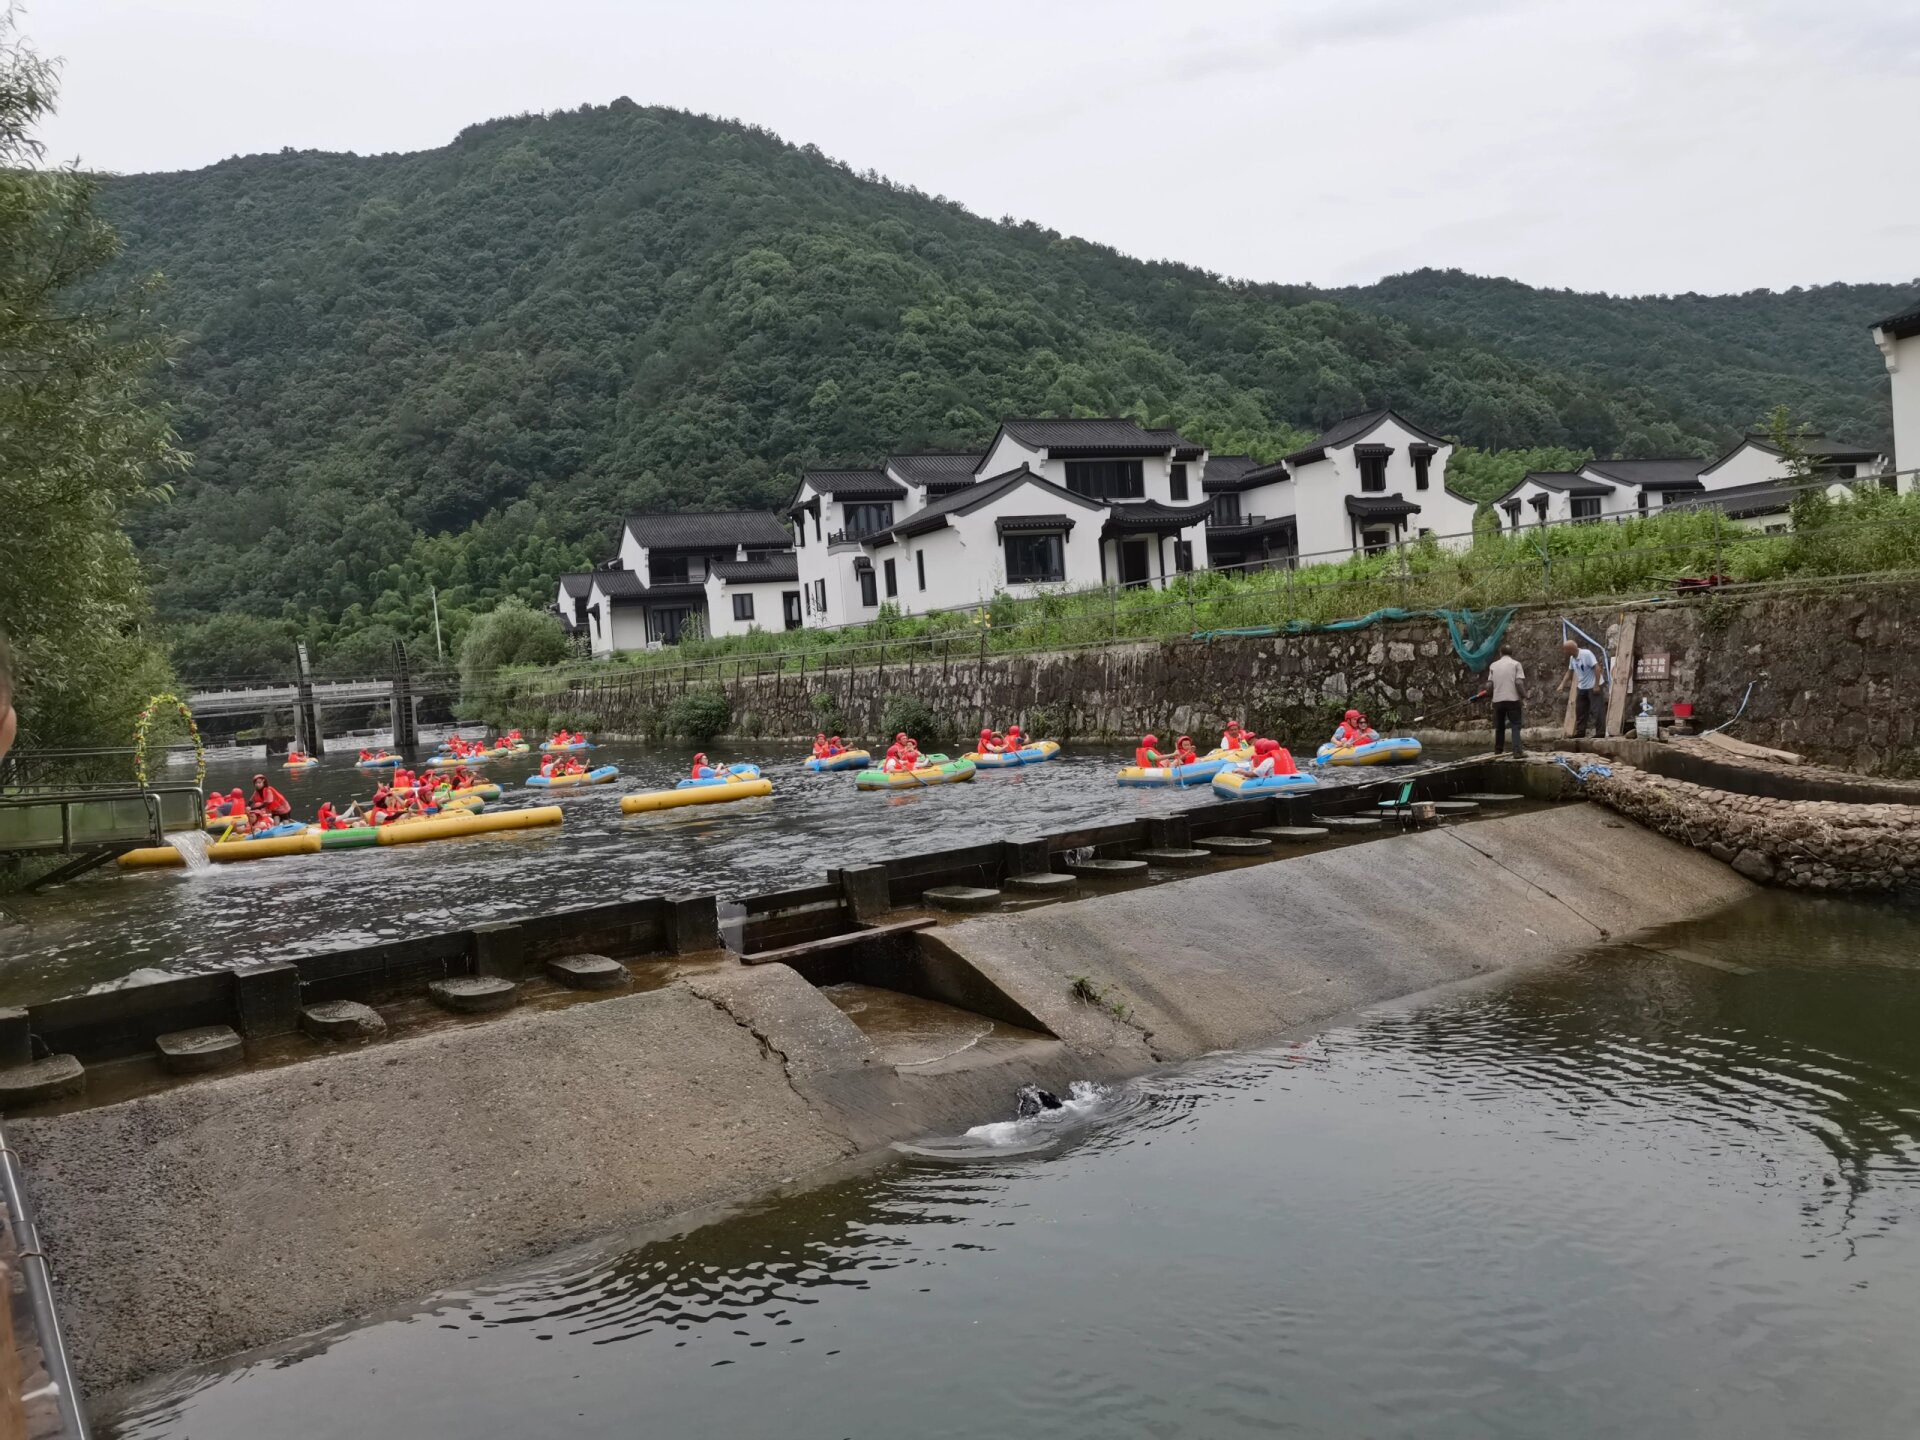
<box><xmin>1556</xmin><ymin>639</ymin><xmax>1605</xmax><ymax>737</ymax></box>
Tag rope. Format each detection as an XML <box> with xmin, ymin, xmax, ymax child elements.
<box><xmin>1550</xmin><ymin>756</ymin><xmax>1614</xmax><ymax>784</ymax></box>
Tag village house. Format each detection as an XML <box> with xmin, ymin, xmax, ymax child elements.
<box><xmin>1871</xmin><ymin>300</ymin><xmax>1920</xmax><ymax>482</ymax></box>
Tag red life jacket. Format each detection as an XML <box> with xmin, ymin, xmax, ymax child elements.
<box><xmin>1136</xmin><ymin>745</ymin><xmax>1161</xmax><ymax>768</ymax></box>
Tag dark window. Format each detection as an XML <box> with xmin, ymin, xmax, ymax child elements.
<box><xmin>916</xmin><ymin>550</ymin><xmax>926</xmax><ymax>591</ymax></box>
<box><xmin>844</xmin><ymin>503</ymin><xmax>893</xmax><ymax>536</ymax></box>
<box><xmin>1833</xmin><ymin>464</ymin><xmax>1857</xmax><ymax>480</ymax></box>
<box><xmin>1530</xmin><ymin>494</ymin><xmax>1549</xmax><ymax>521</ymax></box>
<box><xmin>1169</xmin><ymin>463</ymin><xmax>1189</xmax><ymax>501</ymax></box>
<box><xmin>803</xmin><ymin>585</ymin><xmax>812</xmax><ymax>615</ymax></box>
<box><xmin>812</xmin><ymin>510</ymin><xmax>821</xmax><ymax>541</ymax></box>
<box><xmin>1412</xmin><ymin>452</ymin><xmax>1431</xmax><ymax>491</ymax></box>
<box><xmin>814</xmin><ymin>579</ymin><xmax>826</xmax><ymax>612</ymax></box>
<box><xmin>1064</xmin><ymin>459</ymin><xmax>1144</xmax><ymax>501</ymax></box>
<box><xmin>732</xmin><ymin>593</ymin><xmax>755</xmax><ymax>621</ymax></box>
<box><xmin>1174</xmin><ymin>540</ymin><xmax>1194</xmax><ymax>573</ymax></box>
<box><xmin>1571</xmin><ymin>496</ymin><xmax>1602</xmax><ymax>523</ymax></box>
<box><xmin>783</xmin><ymin>591</ymin><xmax>802</xmax><ymax>630</ymax></box>
<box><xmin>795</xmin><ymin>521</ymin><xmax>805</xmax><ymax>548</ymax></box>
<box><xmin>1004</xmin><ymin>533</ymin><xmax>1066</xmax><ymax>584</ymax></box>
<box><xmin>1358</xmin><ymin>454</ymin><xmax>1389</xmax><ymax>492</ymax></box>
<box><xmin>1637</xmin><ymin>489</ymin><xmax>1649</xmax><ymax>513</ymax></box>
<box><xmin>1881</xmin><ymin>474</ymin><xmax>1898</xmax><ymax>493</ymax></box>
<box><xmin>883</xmin><ymin>557</ymin><xmax>898</xmax><ymax>598</ymax></box>
<box><xmin>1360</xmin><ymin>528</ymin><xmax>1393</xmax><ymax>555</ymax></box>
<box><xmin>858</xmin><ymin>566</ymin><xmax>878</xmax><ymax>607</ymax></box>
<box><xmin>1210</xmin><ymin>492</ymin><xmax>1242</xmax><ymax>526</ymax></box>
<box><xmin>649</xmin><ymin>554</ymin><xmax>689</xmax><ymax>585</ymax></box>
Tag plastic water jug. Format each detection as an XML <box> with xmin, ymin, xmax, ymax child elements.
<box><xmin>1634</xmin><ymin>698</ymin><xmax>1659</xmax><ymax>741</ymax></box>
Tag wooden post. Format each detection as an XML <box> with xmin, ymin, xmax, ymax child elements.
<box><xmin>1604</xmin><ymin>613</ymin><xmax>1637</xmax><ymax>739</ymax></box>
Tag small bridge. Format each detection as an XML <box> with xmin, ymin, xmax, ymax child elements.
<box><xmin>186</xmin><ymin>679</ymin><xmax>393</xmax><ymax>718</ymax></box>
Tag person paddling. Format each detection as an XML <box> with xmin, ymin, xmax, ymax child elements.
<box><xmin>1218</xmin><ymin>720</ymin><xmax>1247</xmax><ymax>753</ymax></box>
<box><xmin>248</xmin><ymin>773</ymin><xmax>291</xmax><ymax>821</ymax></box>
<box><xmin>1135</xmin><ymin>734</ymin><xmax>1164</xmax><ymax>769</ymax></box>
<box><xmin>691</xmin><ymin>752</ymin><xmax>719</xmax><ymax>780</ymax></box>
<box><xmin>1173</xmin><ymin>735</ymin><xmax>1200</xmax><ymax>767</ymax></box>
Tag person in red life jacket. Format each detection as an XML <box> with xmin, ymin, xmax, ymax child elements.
<box><xmin>539</xmin><ymin>753</ymin><xmax>557</xmax><ymax>778</ymax></box>
<box><xmin>813</xmin><ymin>732</ymin><xmax>832</xmax><ymax>759</ymax></box>
<box><xmin>1246</xmin><ymin>737</ymin><xmax>1299</xmax><ymax>778</ymax></box>
<box><xmin>1135</xmin><ymin>734</ymin><xmax>1164</xmax><ymax>769</ymax></box>
<box><xmin>898</xmin><ymin>739</ymin><xmax>923</xmax><ymax>772</ymax></box>
<box><xmin>316</xmin><ymin>801</ymin><xmax>342</xmax><ymax>830</ymax></box>
<box><xmin>1329</xmin><ymin>709</ymin><xmax>1364</xmax><ymax>748</ymax></box>
<box><xmin>691</xmin><ymin>752</ymin><xmax>719</xmax><ymax>780</ymax></box>
<box><xmin>1004</xmin><ymin>724</ymin><xmax>1024</xmax><ymax>751</ymax></box>
<box><xmin>286</xmin><ymin>746</ymin><xmax>308</xmax><ymax>764</ymax></box>
<box><xmin>248</xmin><ymin>773</ymin><xmax>291</xmax><ymax>821</ymax></box>
<box><xmin>976</xmin><ymin>728</ymin><xmax>995</xmax><ymax>755</ymax></box>
<box><xmin>885</xmin><ymin>732</ymin><xmax>908</xmax><ymax>765</ymax></box>
<box><xmin>560</xmin><ymin>756</ymin><xmax>585</xmax><ymax>777</ymax></box>
<box><xmin>1173</xmin><ymin>735</ymin><xmax>1200</xmax><ymax>767</ymax></box>
<box><xmin>1217</xmin><ymin>720</ymin><xmax>1247</xmax><ymax>754</ymax></box>
<box><xmin>827</xmin><ymin>735</ymin><xmax>846</xmax><ymax>757</ymax></box>
<box><xmin>1352</xmin><ymin>714</ymin><xmax>1380</xmax><ymax>745</ymax></box>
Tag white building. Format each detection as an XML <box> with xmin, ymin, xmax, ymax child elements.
<box><xmin>579</xmin><ymin>511</ymin><xmax>793</xmax><ymax>655</ymax></box>
<box><xmin>1493</xmin><ymin>471</ymin><xmax>1618</xmax><ymax>529</ymax></box>
<box><xmin>702</xmin><ymin>554</ymin><xmax>802</xmax><ymax>639</ymax></box>
<box><xmin>1576</xmin><ymin>457</ymin><xmax>1709</xmax><ymax>517</ymax></box>
<box><xmin>1200</xmin><ymin>454</ymin><xmax>1298</xmax><ymax>571</ymax></box>
<box><xmin>1279</xmin><ymin>409</ymin><xmax>1478</xmax><ymax>555</ymax></box>
<box><xmin>1699</xmin><ymin>436</ymin><xmax>1888</xmax><ymax>492</ymax></box>
<box><xmin>1871</xmin><ymin>300</ymin><xmax>1920</xmax><ymax>483</ymax></box>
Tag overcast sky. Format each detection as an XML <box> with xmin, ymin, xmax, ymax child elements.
<box><xmin>31</xmin><ymin>0</ymin><xmax>1920</xmax><ymax>296</ymax></box>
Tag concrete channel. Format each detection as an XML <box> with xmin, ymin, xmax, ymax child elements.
<box><xmin>0</xmin><ymin>755</ymin><xmax>1761</xmax><ymax>1407</ymax></box>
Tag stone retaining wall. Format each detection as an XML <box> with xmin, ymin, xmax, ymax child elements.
<box><xmin>541</xmin><ymin>582</ymin><xmax>1920</xmax><ymax>773</ymax></box>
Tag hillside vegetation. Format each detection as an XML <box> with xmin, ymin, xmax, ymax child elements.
<box><xmin>93</xmin><ymin>103</ymin><xmax>1909</xmax><ymax>671</ymax></box>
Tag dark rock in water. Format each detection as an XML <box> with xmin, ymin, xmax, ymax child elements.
<box><xmin>1015</xmin><ymin>1084</ymin><xmax>1063</xmax><ymax>1118</ymax></box>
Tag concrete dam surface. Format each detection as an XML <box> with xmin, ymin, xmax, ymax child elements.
<box><xmin>11</xmin><ymin>804</ymin><xmax>1754</xmax><ymax>1402</ymax></box>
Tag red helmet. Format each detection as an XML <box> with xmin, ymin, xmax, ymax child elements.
<box><xmin>1143</xmin><ymin>734</ymin><xmax>1159</xmax><ymax>746</ymax></box>
<box><xmin>1257</xmin><ymin>737</ymin><xmax>1279</xmax><ymax>752</ymax></box>
<box><xmin>1344</xmin><ymin>709</ymin><xmax>1360</xmax><ymax>723</ymax></box>
<box><xmin>693</xmin><ymin>752</ymin><xmax>707</xmax><ymax>764</ymax></box>
<box><xmin>896</xmin><ymin>732</ymin><xmax>907</xmax><ymax>742</ymax></box>
<box><xmin>980</xmin><ymin>728</ymin><xmax>993</xmax><ymax>738</ymax></box>
<box><xmin>1177</xmin><ymin>735</ymin><xmax>1193</xmax><ymax>747</ymax></box>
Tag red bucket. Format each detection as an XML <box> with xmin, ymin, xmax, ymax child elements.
<box><xmin>1672</xmin><ymin>702</ymin><xmax>1695</xmax><ymax>720</ymax></box>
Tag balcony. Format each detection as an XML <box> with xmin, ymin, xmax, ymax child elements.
<box><xmin>826</xmin><ymin>524</ymin><xmax>888</xmax><ymax>548</ymax></box>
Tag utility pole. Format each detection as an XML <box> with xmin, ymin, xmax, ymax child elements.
<box><xmin>430</xmin><ymin>585</ymin><xmax>445</xmax><ymax>660</ymax></box>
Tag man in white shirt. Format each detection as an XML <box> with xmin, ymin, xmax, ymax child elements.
<box><xmin>1486</xmin><ymin>645</ymin><xmax>1525</xmax><ymax>756</ymax></box>
<box><xmin>1555</xmin><ymin>639</ymin><xmax>1606</xmax><ymax>737</ymax></box>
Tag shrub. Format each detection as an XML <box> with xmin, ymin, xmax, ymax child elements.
<box><xmin>666</xmin><ymin>687</ymin><xmax>733</xmax><ymax>743</ymax></box>
<box><xmin>880</xmin><ymin>693</ymin><xmax>940</xmax><ymax>745</ymax></box>
<box><xmin>458</xmin><ymin>601</ymin><xmax>568</xmax><ymax>703</ymax></box>
<box><xmin>809</xmin><ymin>689</ymin><xmax>845</xmax><ymax>735</ymax></box>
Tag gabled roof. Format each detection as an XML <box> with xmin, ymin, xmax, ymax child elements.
<box><xmin>877</xmin><ymin>466</ymin><xmax>1105</xmax><ymax>543</ymax></box>
<box><xmin>1581</xmin><ymin>458</ymin><xmax>1706</xmax><ymax>491</ymax></box>
<box><xmin>1345</xmin><ymin>494</ymin><xmax>1423</xmax><ymax>520</ymax></box>
<box><xmin>1671</xmin><ymin>479</ymin><xmax>1802</xmax><ymax>521</ymax></box>
<box><xmin>1496</xmin><ymin>471</ymin><xmax>1614</xmax><ymax>501</ymax></box>
<box><xmin>623</xmin><ymin>511</ymin><xmax>792</xmax><ymax>550</ymax></box>
<box><xmin>1101</xmin><ymin>499</ymin><xmax>1215</xmax><ymax>535</ymax></box>
<box><xmin>1285</xmin><ymin>408</ymin><xmax>1450</xmax><ymax>466</ymax></box>
<box><xmin>557</xmin><ymin>572</ymin><xmax>595</xmax><ymax>598</ymax></box>
<box><xmin>801</xmin><ymin>468</ymin><xmax>906</xmax><ymax>500</ymax></box>
<box><xmin>710</xmin><ymin>555</ymin><xmax>800</xmax><ymax>584</ymax></box>
<box><xmin>1201</xmin><ymin>455</ymin><xmax>1288</xmax><ymax>493</ymax></box>
<box><xmin>1700</xmin><ymin>437</ymin><xmax>1883</xmax><ymax>477</ymax></box>
<box><xmin>978</xmin><ymin>417</ymin><xmax>1201</xmax><ymax>470</ymax></box>
<box><xmin>589</xmin><ymin>568</ymin><xmax>647</xmax><ymax>598</ymax></box>
<box><xmin>886</xmin><ymin>453</ymin><xmax>981</xmax><ymax>494</ymax></box>
<box><xmin>1872</xmin><ymin>299</ymin><xmax>1920</xmax><ymax>341</ymax></box>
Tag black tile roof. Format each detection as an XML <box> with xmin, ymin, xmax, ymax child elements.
<box><xmin>994</xmin><ymin>514</ymin><xmax>1079</xmax><ymax>535</ymax></box>
<box><xmin>557</xmin><ymin>572</ymin><xmax>595</xmax><ymax>597</ymax></box>
<box><xmin>1206</xmin><ymin>515</ymin><xmax>1298</xmax><ymax>543</ymax></box>
<box><xmin>1701</xmin><ymin>437</ymin><xmax>1884</xmax><ymax>478</ymax></box>
<box><xmin>589</xmin><ymin>569</ymin><xmax>647</xmax><ymax>598</ymax></box>
<box><xmin>982</xmin><ymin>417</ymin><xmax>1201</xmax><ymax>468</ymax></box>
<box><xmin>1100</xmin><ymin>499</ymin><xmax>1215</xmax><ymax>535</ymax></box>
<box><xmin>1496</xmin><ymin>471</ymin><xmax>1615</xmax><ymax>501</ymax></box>
<box><xmin>1345</xmin><ymin>494</ymin><xmax>1423</xmax><ymax>520</ymax></box>
<box><xmin>623</xmin><ymin>511</ymin><xmax>793</xmax><ymax>550</ymax></box>
<box><xmin>710</xmin><ymin>555</ymin><xmax>800</xmax><ymax>584</ymax></box>
<box><xmin>1671</xmin><ymin>480</ymin><xmax>1801</xmax><ymax>520</ymax></box>
<box><xmin>1581</xmin><ymin>458</ymin><xmax>1705</xmax><ymax>491</ymax></box>
<box><xmin>1201</xmin><ymin>455</ymin><xmax>1289</xmax><ymax>493</ymax></box>
<box><xmin>1873</xmin><ymin>299</ymin><xmax>1920</xmax><ymax>340</ymax></box>
<box><xmin>886</xmin><ymin>453</ymin><xmax>982</xmax><ymax>493</ymax></box>
<box><xmin>1286</xmin><ymin>408</ymin><xmax>1450</xmax><ymax>466</ymax></box>
<box><xmin>802</xmin><ymin>468</ymin><xmax>907</xmax><ymax>500</ymax></box>
<box><xmin>879</xmin><ymin>466</ymin><xmax>1103</xmax><ymax>543</ymax></box>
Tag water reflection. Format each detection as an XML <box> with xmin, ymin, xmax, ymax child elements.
<box><xmin>108</xmin><ymin>892</ymin><xmax>1920</xmax><ymax>1440</ymax></box>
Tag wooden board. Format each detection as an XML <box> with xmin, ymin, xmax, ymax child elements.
<box><xmin>1604</xmin><ymin>613</ymin><xmax>1637</xmax><ymax>739</ymax></box>
<box><xmin>1697</xmin><ymin>731</ymin><xmax>1805</xmax><ymax>765</ymax></box>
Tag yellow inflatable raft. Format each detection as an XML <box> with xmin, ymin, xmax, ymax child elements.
<box><xmin>620</xmin><ymin>777</ymin><xmax>773</xmax><ymax>813</ymax></box>
<box><xmin>118</xmin><ymin>806</ymin><xmax>564</xmax><ymax>867</ymax></box>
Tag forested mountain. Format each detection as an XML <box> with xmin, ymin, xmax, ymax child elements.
<box><xmin>94</xmin><ymin>101</ymin><xmax>1906</xmax><ymax>665</ymax></box>
<box><xmin>1337</xmin><ymin>269</ymin><xmax>1910</xmax><ymax>452</ymax></box>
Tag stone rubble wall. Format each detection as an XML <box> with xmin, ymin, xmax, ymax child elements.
<box><xmin>1583</xmin><ymin>761</ymin><xmax>1918</xmax><ymax>891</ymax></box>
<box><xmin>544</xmin><ymin>582</ymin><xmax>1920</xmax><ymax>774</ymax></box>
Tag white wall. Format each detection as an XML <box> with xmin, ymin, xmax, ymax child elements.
<box><xmin>872</xmin><ymin>485</ymin><xmax>1105</xmax><ymax>614</ymax></box>
<box><xmin>1875</xmin><ymin>328</ymin><xmax>1920</xmax><ymax>489</ymax></box>
<box><xmin>1700</xmin><ymin>444</ymin><xmax>1787</xmax><ymax>492</ymax></box>
<box><xmin>1291</xmin><ymin>419</ymin><xmax>1467</xmax><ymax>556</ymax></box>
<box><xmin>703</xmin><ymin>577</ymin><xmax>798</xmax><ymax>638</ymax></box>
<box><xmin>616</xmin><ymin>529</ymin><xmax>645</xmax><ymax>576</ymax></box>
<box><xmin>585</xmin><ymin>588</ymin><xmax>651</xmax><ymax>656</ymax></box>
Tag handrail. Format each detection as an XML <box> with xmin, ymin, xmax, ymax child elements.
<box><xmin>0</xmin><ymin>1119</ymin><xmax>90</xmax><ymax>1439</ymax></box>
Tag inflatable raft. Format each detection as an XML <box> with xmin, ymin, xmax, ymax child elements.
<box><xmin>963</xmin><ymin>740</ymin><xmax>1061</xmax><ymax>768</ymax></box>
<box><xmin>355</xmin><ymin>753</ymin><xmax>400</xmax><ymax>770</ymax></box>
<box><xmin>621</xmin><ymin>776</ymin><xmax>772</xmax><ymax>813</ymax></box>
<box><xmin>854</xmin><ymin>756</ymin><xmax>976</xmax><ymax>791</ymax></box>
<box><xmin>1314</xmin><ymin>737</ymin><xmax>1423</xmax><ymax>766</ymax></box>
<box><xmin>805</xmin><ymin>749</ymin><xmax>869</xmax><ymax>773</ymax></box>
<box><xmin>1211</xmin><ymin>768</ymin><xmax>1320</xmax><ymax>799</ymax></box>
<box><xmin>123</xmin><ymin>805</ymin><xmax>564</xmax><ymax>867</ymax></box>
<box><xmin>540</xmin><ymin>739</ymin><xmax>596</xmax><ymax>753</ymax></box>
<box><xmin>283</xmin><ymin>756</ymin><xmax>319</xmax><ymax>770</ymax></box>
<box><xmin>677</xmin><ymin>763</ymin><xmax>761</xmax><ymax>790</ymax></box>
<box><xmin>1117</xmin><ymin>757</ymin><xmax>1229</xmax><ymax>788</ymax></box>
<box><xmin>425</xmin><ymin>751</ymin><xmax>491</xmax><ymax>770</ymax></box>
<box><xmin>526</xmin><ymin>764</ymin><xmax>619</xmax><ymax>788</ymax></box>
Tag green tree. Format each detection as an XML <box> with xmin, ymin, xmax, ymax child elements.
<box><xmin>167</xmin><ymin>614</ymin><xmax>296</xmax><ymax>684</ymax></box>
<box><xmin>457</xmin><ymin>599</ymin><xmax>568</xmax><ymax>702</ymax></box>
<box><xmin>0</xmin><ymin>14</ymin><xmax>184</xmax><ymax>746</ymax></box>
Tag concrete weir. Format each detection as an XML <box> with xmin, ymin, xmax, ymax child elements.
<box><xmin>10</xmin><ymin>803</ymin><xmax>1752</xmax><ymax>1400</ymax></box>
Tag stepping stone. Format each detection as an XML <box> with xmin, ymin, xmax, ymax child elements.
<box><xmin>1135</xmin><ymin>848</ymin><xmax>1212</xmax><ymax>867</ymax></box>
<box><xmin>0</xmin><ymin>1055</ymin><xmax>85</xmax><ymax>1106</ymax></box>
<box><xmin>155</xmin><ymin>1025</ymin><xmax>244</xmax><ymax>1075</ymax></box>
<box><xmin>301</xmin><ymin>1000</ymin><xmax>387</xmax><ymax>1041</ymax></box>
<box><xmin>428</xmin><ymin>976</ymin><xmax>519</xmax><ymax>1014</ymax></box>
<box><xmin>1254</xmin><ymin>826</ymin><xmax>1329</xmax><ymax>842</ymax></box>
<box><xmin>1065</xmin><ymin>858</ymin><xmax>1149</xmax><ymax>881</ymax></box>
<box><xmin>1430</xmin><ymin>800</ymin><xmax>1480</xmax><ymax>815</ymax></box>
<box><xmin>545</xmin><ymin>953</ymin><xmax>632</xmax><ymax>990</ymax></box>
<box><xmin>1315</xmin><ymin>815</ymin><xmax>1385</xmax><ymax>829</ymax></box>
<box><xmin>1452</xmin><ymin>792</ymin><xmax>1523</xmax><ymax>805</ymax></box>
<box><xmin>1194</xmin><ymin>835</ymin><xmax>1272</xmax><ymax>855</ymax></box>
<box><xmin>924</xmin><ymin>885</ymin><xmax>1001</xmax><ymax>914</ymax></box>
<box><xmin>1005</xmin><ymin>871</ymin><xmax>1078</xmax><ymax>895</ymax></box>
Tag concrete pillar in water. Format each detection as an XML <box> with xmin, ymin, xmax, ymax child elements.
<box><xmin>389</xmin><ymin>639</ymin><xmax>419</xmax><ymax>754</ymax></box>
<box><xmin>294</xmin><ymin>642</ymin><xmax>325</xmax><ymax>757</ymax></box>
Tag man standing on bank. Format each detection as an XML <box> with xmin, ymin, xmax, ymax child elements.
<box><xmin>1556</xmin><ymin>638</ymin><xmax>1606</xmax><ymax>738</ymax></box>
<box><xmin>1486</xmin><ymin>644</ymin><xmax>1525</xmax><ymax>756</ymax></box>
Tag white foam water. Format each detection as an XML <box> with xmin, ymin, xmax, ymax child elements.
<box><xmin>163</xmin><ymin>832</ymin><xmax>212</xmax><ymax>872</ymax></box>
<box><xmin>895</xmin><ymin>1080</ymin><xmax>1113</xmax><ymax>1159</ymax></box>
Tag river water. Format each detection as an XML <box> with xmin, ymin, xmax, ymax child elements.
<box><xmin>0</xmin><ymin>740</ymin><xmax>1444</xmax><ymax>1005</ymax></box>
<box><xmin>105</xmin><ymin>889</ymin><xmax>1920</xmax><ymax>1440</ymax></box>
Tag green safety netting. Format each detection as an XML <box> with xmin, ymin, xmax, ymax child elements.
<box><xmin>1192</xmin><ymin>606</ymin><xmax>1517</xmax><ymax>672</ymax></box>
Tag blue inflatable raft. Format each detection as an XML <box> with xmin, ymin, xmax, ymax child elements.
<box><xmin>805</xmin><ymin>750</ymin><xmax>870</xmax><ymax>773</ymax></box>
<box><xmin>677</xmin><ymin>763</ymin><xmax>763</xmax><ymax>790</ymax></box>
<box><xmin>1211</xmin><ymin>768</ymin><xmax>1320</xmax><ymax>799</ymax></box>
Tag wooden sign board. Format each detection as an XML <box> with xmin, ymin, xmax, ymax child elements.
<box><xmin>1635</xmin><ymin>652</ymin><xmax>1670</xmax><ymax>681</ymax></box>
